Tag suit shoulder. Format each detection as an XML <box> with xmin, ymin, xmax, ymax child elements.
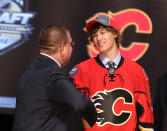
<box><xmin>158</xmin><ymin>72</ymin><xmax>167</xmax><ymax>82</ymax></box>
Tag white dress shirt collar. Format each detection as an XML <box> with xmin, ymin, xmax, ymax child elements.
<box><xmin>40</xmin><ymin>52</ymin><xmax>61</xmax><ymax>67</ymax></box>
<box><xmin>99</xmin><ymin>51</ymin><xmax>121</xmax><ymax>68</ymax></box>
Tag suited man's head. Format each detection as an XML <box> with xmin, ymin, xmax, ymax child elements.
<box><xmin>39</xmin><ymin>25</ymin><xmax>74</xmax><ymax>67</ymax></box>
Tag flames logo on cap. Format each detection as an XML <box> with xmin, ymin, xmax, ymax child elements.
<box><xmin>0</xmin><ymin>0</ymin><xmax>35</xmax><ymax>55</ymax></box>
<box><xmin>86</xmin><ymin>9</ymin><xmax>152</xmax><ymax>61</ymax></box>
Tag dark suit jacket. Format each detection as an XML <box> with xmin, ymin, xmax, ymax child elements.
<box><xmin>153</xmin><ymin>72</ymin><xmax>167</xmax><ymax>131</ymax></box>
<box><xmin>12</xmin><ymin>54</ymin><xmax>97</xmax><ymax>131</ymax></box>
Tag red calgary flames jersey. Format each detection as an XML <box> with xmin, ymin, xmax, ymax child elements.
<box><xmin>70</xmin><ymin>56</ymin><xmax>154</xmax><ymax>131</ymax></box>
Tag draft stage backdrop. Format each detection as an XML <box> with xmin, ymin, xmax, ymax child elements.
<box><xmin>0</xmin><ymin>0</ymin><xmax>167</xmax><ymax>114</ymax></box>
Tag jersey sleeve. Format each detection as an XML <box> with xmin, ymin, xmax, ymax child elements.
<box><xmin>69</xmin><ymin>65</ymin><xmax>90</xmax><ymax>96</ymax></box>
<box><xmin>134</xmin><ymin>69</ymin><xmax>154</xmax><ymax>131</ymax></box>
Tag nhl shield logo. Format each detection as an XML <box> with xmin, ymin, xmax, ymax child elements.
<box><xmin>0</xmin><ymin>0</ymin><xmax>36</xmax><ymax>55</ymax></box>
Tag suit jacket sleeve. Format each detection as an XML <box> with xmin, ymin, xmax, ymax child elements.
<box><xmin>46</xmin><ymin>68</ymin><xmax>97</xmax><ymax>127</ymax></box>
<box><xmin>153</xmin><ymin>74</ymin><xmax>167</xmax><ymax>131</ymax></box>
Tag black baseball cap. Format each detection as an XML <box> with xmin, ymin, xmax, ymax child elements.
<box><xmin>86</xmin><ymin>15</ymin><xmax>118</xmax><ymax>32</ymax></box>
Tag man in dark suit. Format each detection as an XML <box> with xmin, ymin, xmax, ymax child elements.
<box><xmin>12</xmin><ymin>25</ymin><xmax>97</xmax><ymax>131</ymax></box>
<box><xmin>153</xmin><ymin>72</ymin><xmax>167</xmax><ymax>131</ymax></box>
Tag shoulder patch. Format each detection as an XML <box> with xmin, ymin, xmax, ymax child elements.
<box><xmin>69</xmin><ymin>67</ymin><xmax>79</xmax><ymax>76</ymax></box>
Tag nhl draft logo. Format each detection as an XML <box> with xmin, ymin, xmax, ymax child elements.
<box><xmin>0</xmin><ymin>0</ymin><xmax>35</xmax><ymax>55</ymax></box>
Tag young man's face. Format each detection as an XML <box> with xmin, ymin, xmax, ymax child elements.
<box><xmin>92</xmin><ymin>26</ymin><xmax>117</xmax><ymax>55</ymax></box>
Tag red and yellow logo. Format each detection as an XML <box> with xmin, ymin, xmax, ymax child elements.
<box><xmin>86</xmin><ymin>9</ymin><xmax>152</xmax><ymax>61</ymax></box>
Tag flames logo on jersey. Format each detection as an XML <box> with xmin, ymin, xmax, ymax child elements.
<box><xmin>0</xmin><ymin>0</ymin><xmax>35</xmax><ymax>55</ymax></box>
<box><xmin>91</xmin><ymin>88</ymin><xmax>133</xmax><ymax>126</ymax></box>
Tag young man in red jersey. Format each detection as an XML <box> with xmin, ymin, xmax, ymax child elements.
<box><xmin>70</xmin><ymin>15</ymin><xmax>154</xmax><ymax>131</ymax></box>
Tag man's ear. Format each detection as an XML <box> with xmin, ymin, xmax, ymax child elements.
<box><xmin>59</xmin><ymin>43</ymin><xmax>65</xmax><ymax>57</ymax></box>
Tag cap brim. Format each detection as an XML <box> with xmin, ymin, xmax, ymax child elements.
<box><xmin>86</xmin><ymin>20</ymin><xmax>98</xmax><ymax>32</ymax></box>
